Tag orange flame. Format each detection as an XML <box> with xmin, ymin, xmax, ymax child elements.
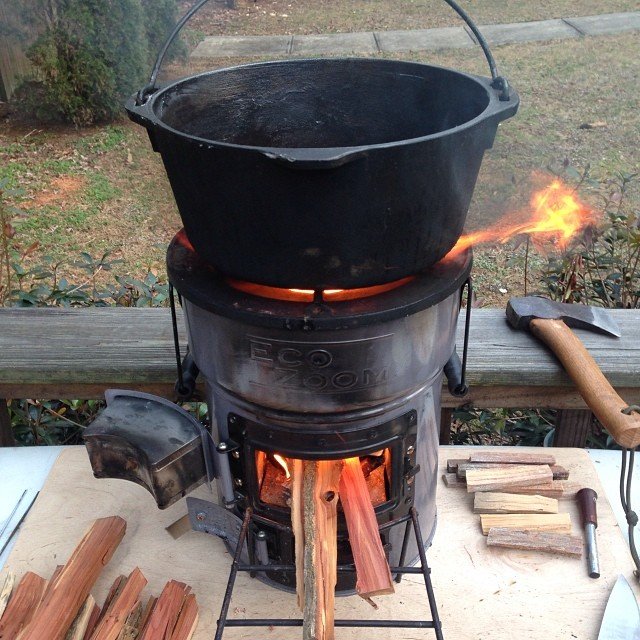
<box><xmin>273</xmin><ymin>454</ymin><xmax>291</xmax><ymax>479</ymax></box>
<box><xmin>450</xmin><ymin>180</ymin><xmax>594</xmax><ymax>257</ymax></box>
<box><xmin>228</xmin><ymin>276</ymin><xmax>413</xmax><ymax>302</ymax></box>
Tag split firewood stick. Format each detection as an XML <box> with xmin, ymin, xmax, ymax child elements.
<box><xmin>480</xmin><ymin>513</ymin><xmax>572</xmax><ymax>535</ymax></box>
<box><xmin>65</xmin><ymin>595</ymin><xmax>97</xmax><ymax>640</ymax></box>
<box><xmin>339</xmin><ymin>457</ymin><xmax>394</xmax><ymax>600</ymax></box>
<box><xmin>442</xmin><ymin>473</ymin><xmax>466</xmax><ymax>488</ymax></box>
<box><xmin>136</xmin><ymin>596</ymin><xmax>157</xmax><ymax>638</ymax></box>
<box><xmin>302</xmin><ymin>459</ymin><xmax>343</xmax><ymax>640</ymax></box>
<box><xmin>115</xmin><ymin>601</ymin><xmax>142</xmax><ymax>640</ymax></box>
<box><xmin>469</xmin><ymin>451</ymin><xmax>557</xmax><ymax>465</ymax></box>
<box><xmin>478</xmin><ymin>481</ymin><xmax>581</xmax><ymax>499</ymax></box>
<box><xmin>457</xmin><ymin>462</ymin><xmax>569</xmax><ymax>481</ymax></box>
<box><xmin>21</xmin><ymin>516</ymin><xmax>127</xmax><ymax>640</ymax></box>
<box><xmin>0</xmin><ymin>573</ymin><xmax>14</xmax><ymax>620</ymax></box>
<box><xmin>0</xmin><ymin>571</ymin><xmax>46</xmax><ymax>639</ymax></box>
<box><xmin>473</xmin><ymin>492</ymin><xmax>559</xmax><ymax>514</ymax></box>
<box><xmin>291</xmin><ymin>458</ymin><xmax>305</xmax><ymax>611</ymax></box>
<box><xmin>446</xmin><ymin>459</ymin><xmax>469</xmax><ymax>473</ymax></box>
<box><xmin>169</xmin><ymin>593</ymin><xmax>198</xmax><ymax>640</ymax></box>
<box><xmin>98</xmin><ymin>576</ymin><xmax>127</xmax><ymax>622</ymax></box>
<box><xmin>487</xmin><ymin>527</ymin><xmax>583</xmax><ymax>556</ymax></box>
<box><xmin>139</xmin><ymin>581</ymin><xmax>189</xmax><ymax>640</ymax></box>
<box><xmin>82</xmin><ymin>603</ymin><xmax>101</xmax><ymax>640</ymax></box>
<box><xmin>90</xmin><ymin>568</ymin><xmax>147</xmax><ymax>640</ymax></box>
<box><xmin>466</xmin><ymin>465</ymin><xmax>553</xmax><ymax>492</ymax></box>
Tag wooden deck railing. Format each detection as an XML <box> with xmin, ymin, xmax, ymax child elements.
<box><xmin>1</xmin><ymin>307</ymin><xmax>638</xmax><ymax>447</ymax></box>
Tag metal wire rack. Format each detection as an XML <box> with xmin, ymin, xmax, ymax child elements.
<box><xmin>214</xmin><ymin>507</ymin><xmax>445</xmax><ymax>640</ymax></box>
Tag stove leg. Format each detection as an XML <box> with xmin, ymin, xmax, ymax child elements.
<box><xmin>411</xmin><ymin>507</ymin><xmax>445</xmax><ymax>640</ymax></box>
<box><xmin>395</xmin><ymin>520</ymin><xmax>412</xmax><ymax>584</ymax></box>
<box><xmin>214</xmin><ymin>508</ymin><xmax>252</xmax><ymax>640</ymax></box>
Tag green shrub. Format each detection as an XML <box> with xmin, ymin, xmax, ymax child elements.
<box><xmin>541</xmin><ymin>170</ymin><xmax>639</xmax><ymax>309</ymax></box>
<box><xmin>141</xmin><ymin>0</ymin><xmax>186</xmax><ymax>66</ymax></box>
<box><xmin>21</xmin><ymin>0</ymin><xmax>182</xmax><ymax>126</ymax></box>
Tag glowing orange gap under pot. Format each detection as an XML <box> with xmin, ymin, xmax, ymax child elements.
<box><xmin>227</xmin><ymin>276</ymin><xmax>415</xmax><ymax>302</ymax></box>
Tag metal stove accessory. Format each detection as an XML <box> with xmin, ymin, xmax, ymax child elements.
<box><xmin>186</xmin><ymin>496</ymin><xmax>249</xmax><ymax>564</ymax></box>
<box><xmin>84</xmin><ymin>390</ymin><xmax>214</xmax><ymax>509</ymax></box>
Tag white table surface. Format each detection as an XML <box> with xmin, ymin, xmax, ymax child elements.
<box><xmin>0</xmin><ymin>445</ymin><xmax>638</xmax><ymax>571</ymax></box>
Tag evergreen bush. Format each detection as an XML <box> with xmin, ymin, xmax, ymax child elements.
<box><xmin>21</xmin><ymin>0</ymin><xmax>181</xmax><ymax>126</ymax></box>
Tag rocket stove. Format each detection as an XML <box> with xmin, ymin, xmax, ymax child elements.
<box><xmin>84</xmin><ymin>0</ymin><xmax>521</xmax><ymax>637</ymax></box>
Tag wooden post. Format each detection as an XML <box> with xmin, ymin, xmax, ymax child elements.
<box><xmin>553</xmin><ymin>409</ymin><xmax>593</xmax><ymax>447</ymax></box>
<box><xmin>439</xmin><ymin>408</ymin><xmax>453</xmax><ymax>445</ymax></box>
<box><xmin>0</xmin><ymin>399</ymin><xmax>14</xmax><ymax>447</ymax></box>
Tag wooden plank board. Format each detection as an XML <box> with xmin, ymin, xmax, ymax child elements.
<box><xmin>480</xmin><ymin>513</ymin><xmax>572</xmax><ymax>535</ymax></box>
<box><xmin>457</xmin><ymin>462</ymin><xmax>568</xmax><ymax>480</ymax></box>
<box><xmin>498</xmin><ymin>481</ymin><xmax>581</xmax><ymax>499</ymax></box>
<box><xmin>466</xmin><ymin>465</ymin><xmax>553</xmax><ymax>492</ymax></box>
<box><xmin>469</xmin><ymin>452</ymin><xmax>556</xmax><ymax>465</ymax></box>
<box><xmin>487</xmin><ymin>528</ymin><xmax>583</xmax><ymax>557</ymax></box>
<box><xmin>2</xmin><ymin>446</ymin><xmax>638</xmax><ymax>640</ymax></box>
<box><xmin>473</xmin><ymin>492</ymin><xmax>559</xmax><ymax>514</ymax></box>
<box><xmin>0</xmin><ymin>309</ymin><xmax>638</xmax><ymax>407</ymax></box>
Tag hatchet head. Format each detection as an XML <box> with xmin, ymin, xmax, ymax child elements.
<box><xmin>506</xmin><ymin>296</ymin><xmax>621</xmax><ymax>338</ymax></box>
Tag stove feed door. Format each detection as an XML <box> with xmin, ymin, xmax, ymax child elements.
<box><xmin>84</xmin><ymin>390</ymin><xmax>211</xmax><ymax>509</ymax></box>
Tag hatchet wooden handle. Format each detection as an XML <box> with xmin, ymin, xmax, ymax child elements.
<box><xmin>529</xmin><ymin>318</ymin><xmax>640</xmax><ymax>449</ymax></box>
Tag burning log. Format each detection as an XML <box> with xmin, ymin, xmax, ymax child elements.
<box><xmin>339</xmin><ymin>457</ymin><xmax>394</xmax><ymax>600</ymax></box>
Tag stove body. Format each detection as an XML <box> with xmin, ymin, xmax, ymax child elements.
<box><xmin>166</xmin><ymin>232</ymin><xmax>471</xmax><ymax>591</ymax></box>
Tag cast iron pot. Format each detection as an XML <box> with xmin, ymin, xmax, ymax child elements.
<box><xmin>127</xmin><ymin>0</ymin><xmax>519</xmax><ymax>289</ymax></box>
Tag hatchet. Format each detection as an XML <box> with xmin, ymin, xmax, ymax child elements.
<box><xmin>506</xmin><ymin>296</ymin><xmax>640</xmax><ymax>449</ymax></box>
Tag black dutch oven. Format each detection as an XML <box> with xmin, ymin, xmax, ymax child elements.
<box><xmin>127</xmin><ymin>0</ymin><xmax>519</xmax><ymax>289</ymax></box>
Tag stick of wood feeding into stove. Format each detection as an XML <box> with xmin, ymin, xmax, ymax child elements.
<box><xmin>300</xmin><ymin>459</ymin><xmax>343</xmax><ymax>640</ymax></box>
<box><xmin>339</xmin><ymin>457</ymin><xmax>395</xmax><ymax>602</ymax></box>
<box><xmin>291</xmin><ymin>458</ymin><xmax>305</xmax><ymax>611</ymax></box>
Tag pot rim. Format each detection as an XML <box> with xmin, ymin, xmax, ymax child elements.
<box><xmin>128</xmin><ymin>57</ymin><xmax>518</xmax><ymax>161</ymax></box>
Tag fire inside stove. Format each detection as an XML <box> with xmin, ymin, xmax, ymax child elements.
<box><xmin>227</xmin><ymin>277</ymin><xmax>414</xmax><ymax>302</ymax></box>
<box><xmin>256</xmin><ymin>450</ymin><xmax>391</xmax><ymax>509</ymax></box>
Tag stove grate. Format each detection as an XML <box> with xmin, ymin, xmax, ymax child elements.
<box><xmin>214</xmin><ymin>507</ymin><xmax>445</xmax><ymax>640</ymax></box>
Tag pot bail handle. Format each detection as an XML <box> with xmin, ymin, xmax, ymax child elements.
<box><xmin>136</xmin><ymin>0</ymin><xmax>213</xmax><ymax>105</ymax></box>
<box><xmin>136</xmin><ymin>0</ymin><xmax>512</xmax><ymax>105</ymax></box>
<box><xmin>441</xmin><ymin>0</ymin><xmax>511</xmax><ymax>101</ymax></box>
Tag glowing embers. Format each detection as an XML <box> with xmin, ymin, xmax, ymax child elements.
<box><xmin>256</xmin><ymin>450</ymin><xmax>390</xmax><ymax>509</ymax></box>
<box><xmin>227</xmin><ymin>277</ymin><xmax>414</xmax><ymax>303</ymax></box>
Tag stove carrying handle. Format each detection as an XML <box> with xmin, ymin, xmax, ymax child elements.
<box><xmin>444</xmin><ymin>278</ymin><xmax>472</xmax><ymax>398</ymax></box>
<box><xmin>136</xmin><ymin>0</ymin><xmax>512</xmax><ymax>105</ymax></box>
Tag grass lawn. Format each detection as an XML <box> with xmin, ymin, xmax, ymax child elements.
<box><xmin>1</xmin><ymin>13</ymin><xmax>639</xmax><ymax>305</ymax></box>
<box><xmin>183</xmin><ymin>0</ymin><xmax>639</xmax><ymax>36</ymax></box>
